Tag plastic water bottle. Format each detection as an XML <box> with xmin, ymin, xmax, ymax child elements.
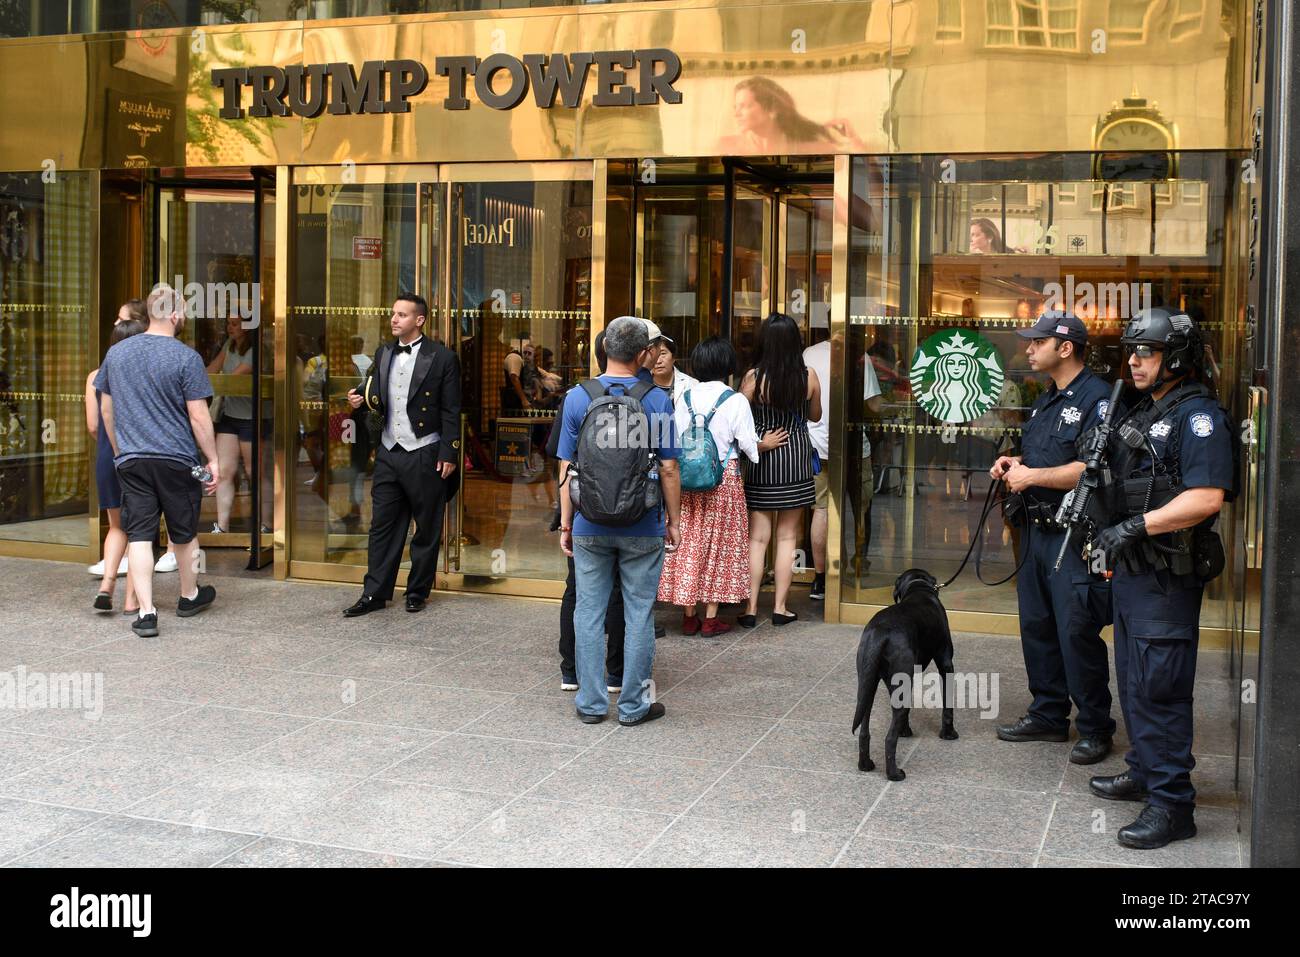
<box><xmin>191</xmin><ymin>464</ymin><xmax>212</xmax><ymax>484</ymax></box>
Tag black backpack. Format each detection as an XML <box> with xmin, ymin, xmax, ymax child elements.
<box><xmin>567</xmin><ymin>378</ymin><xmax>661</xmax><ymax>527</ymax></box>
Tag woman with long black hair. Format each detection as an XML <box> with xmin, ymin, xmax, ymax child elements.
<box><xmin>740</xmin><ymin>313</ymin><xmax>821</xmax><ymax>626</ymax></box>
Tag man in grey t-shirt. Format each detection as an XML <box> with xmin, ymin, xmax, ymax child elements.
<box><xmin>95</xmin><ymin>284</ymin><xmax>220</xmax><ymax>638</ymax></box>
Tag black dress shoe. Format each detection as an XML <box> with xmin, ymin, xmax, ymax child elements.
<box><xmin>1070</xmin><ymin>734</ymin><xmax>1113</xmax><ymax>765</ymax></box>
<box><xmin>577</xmin><ymin>710</ymin><xmax>606</xmax><ymax>725</ymax></box>
<box><xmin>1117</xmin><ymin>804</ymin><xmax>1196</xmax><ymax>850</ymax></box>
<box><xmin>619</xmin><ymin>702</ymin><xmax>666</xmax><ymax>727</ymax></box>
<box><xmin>343</xmin><ymin>595</ymin><xmax>386</xmax><ymax>618</ymax></box>
<box><xmin>996</xmin><ymin>714</ymin><xmax>1069</xmax><ymax>742</ymax></box>
<box><xmin>404</xmin><ymin>593</ymin><xmax>426</xmax><ymax>613</ymax></box>
<box><xmin>1089</xmin><ymin>771</ymin><xmax>1149</xmax><ymax>802</ymax></box>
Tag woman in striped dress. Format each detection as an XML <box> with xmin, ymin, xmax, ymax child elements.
<box><xmin>740</xmin><ymin>313</ymin><xmax>822</xmax><ymax>626</ymax></box>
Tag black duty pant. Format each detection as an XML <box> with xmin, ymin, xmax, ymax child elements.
<box><xmin>1113</xmin><ymin>565</ymin><xmax>1203</xmax><ymax>810</ymax></box>
<box><xmin>559</xmin><ymin>554</ymin><xmax>624</xmax><ymax>682</ymax></box>
<box><xmin>363</xmin><ymin>442</ymin><xmax>447</xmax><ymax>601</ymax></box>
<box><xmin>1016</xmin><ymin>524</ymin><xmax>1117</xmax><ymax>737</ymax></box>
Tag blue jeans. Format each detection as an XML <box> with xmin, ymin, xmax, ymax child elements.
<box><xmin>573</xmin><ymin>535</ymin><xmax>664</xmax><ymax>722</ymax></box>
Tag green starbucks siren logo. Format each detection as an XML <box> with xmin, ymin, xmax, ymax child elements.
<box><xmin>910</xmin><ymin>329</ymin><xmax>1005</xmax><ymax>424</ymax></box>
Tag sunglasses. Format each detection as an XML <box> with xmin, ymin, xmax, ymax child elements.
<box><xmin>1127</xmin><ymin>344</ymin><xmax>1161</xmax><ymax>358</ymax></box>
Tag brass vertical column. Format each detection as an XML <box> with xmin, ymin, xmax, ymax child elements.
<box><xmin>825</xmin><ymin>155</ymin><xmax>851</xmax><ymax>622</ymax></box>
<box><xmin>591</xmin><ymin>158</ymin><xmax>609</xmax><ymax>376</ymax></box>
<box><xmin>86</xmin><ymin>169</ymin><xmax>102</xmax><ymax>562</ymax></box>
<box><xmin>272</xmin><ymin>166</ymin><xmax>292</xmax><ymax>580</ymax></box>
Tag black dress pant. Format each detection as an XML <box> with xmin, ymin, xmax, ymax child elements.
<box><xmin>363</xmin><ymin>442</ymin><xmax>447</xmax><ymax>601</ymax></box>
<box><xmin>559</xmin><ymin>555</ymin><xmax>624</xmax><ymax>682</ymax></box>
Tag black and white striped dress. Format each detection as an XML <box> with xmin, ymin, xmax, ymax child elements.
<box><xmin>744</xmin><ymin>403</ymin><xmax>816</xmax><ymax>510</ymax></box>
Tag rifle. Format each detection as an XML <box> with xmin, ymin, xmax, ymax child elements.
<box><xmin>1053</xmin><ymin>378</ymin><xmax>1124</xmax><ymax>572</ymax></box>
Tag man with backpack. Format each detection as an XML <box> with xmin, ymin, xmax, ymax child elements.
<box><xmin>558</xmin><ymin>316</ymin><xmax>681</xmax><ymax>726</ymax></box>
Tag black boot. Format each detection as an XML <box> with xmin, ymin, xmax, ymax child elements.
<box><xmin>1089</xmin><ymin>771</ymin><xmax>1149</xmax><ymax>802</ymax></box>
<box><xmin>1117</xmin><ymin>804</ymin><xmax>1196</xmax><ymax>850</ymax></box>
<box><xmin>996</xmin><ymin>714</ymin><xmax>1068</xmax><ymax>742</ymax></box>
<box><xmin>1069</xmin><ymin>734</ymin><xmax>1113</xmax><ymax>765</ymax></box>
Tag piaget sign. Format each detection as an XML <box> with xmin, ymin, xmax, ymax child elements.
<box><xmin>211</xmin><ymin>49</ymin><xmax>682</xmax><ymax>119</ymax></box>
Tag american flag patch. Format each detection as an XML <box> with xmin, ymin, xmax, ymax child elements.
<box><xmin>1056</xmin><ymin>324</ymin><xmax>1070</xmax><ymax>335</ymax></box>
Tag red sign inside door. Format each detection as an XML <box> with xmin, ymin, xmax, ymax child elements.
<box><xmin>352</xmin><ymin>237</ymin><xmax>382</xmax><ymax>260</ymax></box>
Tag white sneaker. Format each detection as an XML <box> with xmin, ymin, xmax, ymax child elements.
<box><xmin>607</xmin><ymin>685</ymin><xmax>622</xmax><ymax>694</ymax></box>
<box><xmin>154</xmin><ymin>552</ymin><xmax>178</xmax><ymax>573</ymax></box>
<box><xmin>87</xmin><ymin>557</ymin><xmax>129</xmax><ymax>576</ymax></box>
<box><xmin>560</xmin><ymin>680</ymin><xmax>579</xmax><ymax>692</ymax></box>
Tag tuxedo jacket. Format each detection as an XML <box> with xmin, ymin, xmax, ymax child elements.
<box><xmin>362</xmin><ymin>338</ymin><xmax>462</xmax><ymax>466</ymax></box>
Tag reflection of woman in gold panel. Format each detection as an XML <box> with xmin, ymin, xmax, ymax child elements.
<box><xmin>716</xmin><ymin>77</ymin><xmax>873</xmax><ymax>155</ymax></box>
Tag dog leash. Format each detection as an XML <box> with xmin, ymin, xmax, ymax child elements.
<box><xmin>937</xmin><ymin>479</ymin><xmax>1031</xmax><ymax>590</ymax></box>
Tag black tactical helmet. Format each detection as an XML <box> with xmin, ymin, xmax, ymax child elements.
<box><xmin>1121</xmin><ymin>307</ymin><xmax>1203</xmax><ymax>388</ymax></box>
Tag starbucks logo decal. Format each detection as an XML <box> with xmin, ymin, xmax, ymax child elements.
<box><xmin>910</xmin><ymin>329</ymin><xmax>1005</xmax><ymax>424</ymax></box>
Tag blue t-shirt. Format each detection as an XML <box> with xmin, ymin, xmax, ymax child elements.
<box><xmin>558</xmin><ymin>373</ymin><xmax>679</xmax><ymax>537</ymax></box>
<box><xmin>94</xmin><ymin>334</ymin><xmax>213</xmax><ymax>467</ymax></box>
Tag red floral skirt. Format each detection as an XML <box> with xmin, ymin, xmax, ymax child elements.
<box><xmin>657</xmin><ymin>460</ymin><xmax>750</xmax><ymax>606</ymax></box>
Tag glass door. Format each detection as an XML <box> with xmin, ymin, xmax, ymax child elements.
<box><xmin>442</xmin><ymin>163</ymin><xmax>594</xmax><ymax>593</ymax></box>
<box><xmin>157</xmin><ymin>182</ymin><xmax>271</xmax><ymax>564</ymax></box>
<box><xmin>286</xmin><ymin>167</ymin><xmax>440</xmax><ymax>579</ymax></box>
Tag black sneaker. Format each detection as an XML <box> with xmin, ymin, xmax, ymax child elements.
<box><xmin>810</xmin><ymin>573</ymin><xmax>826</xmax><ymax>600</ymax></box>
<box><xmin>177</xmin><ymin>585</ymin><xmax>216</xmax><ymax>618</ymax></box>
<box><xmin>577</xmin><ymin>710</ymin><xmax>606</xmax><ymax>725</ymax></box>
<box><xmin>619</xmin><ymin>702</ymin><xmax>666</xmax><ymax>727</ymax></box>
<box><xmin>132</xmin><ymin>613</ymin><xmax>159</xmax><ymax>638</ymax></box>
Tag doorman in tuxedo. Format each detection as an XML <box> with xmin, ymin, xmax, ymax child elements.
<box><xmin>344</xmin><ymin>293</ymin><xmax>460</xmax><ymax>616</ymax></box>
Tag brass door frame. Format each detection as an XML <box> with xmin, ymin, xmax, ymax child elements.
<box><xmin>436</xmin><ymin>160</ymin><xmax>598</xmax><ymax>600</ymax></box>
<box><xmin>281</xmin><ymin>163</ymin><xmax>444</xmax><ymax>583</ymax></box>
<box><xmin>155</xmin><ymin>181</ymin><xmax>266</xmax><ymax>556</ymax></box>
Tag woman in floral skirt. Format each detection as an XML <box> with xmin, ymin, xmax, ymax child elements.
<box><xmin>657</xmin><ymin>337</ymin><xmax>763</xmax><ymax>636</ymax></box>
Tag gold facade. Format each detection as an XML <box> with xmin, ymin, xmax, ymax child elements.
<box><xmin>0</xmin><ymin>0</ymin><xmax>1262</xmax><ymax>642</ymax></box>
<box><xmin>0</xmin><ymin>0</ymin><xmax>1250</xmax><ymax>172</ymax></box>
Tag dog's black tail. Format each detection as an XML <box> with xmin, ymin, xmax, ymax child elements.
<box><xmin>851</xmin><ymin>634</ymin><xmax>885</xmax><ymax>735</ymax></box>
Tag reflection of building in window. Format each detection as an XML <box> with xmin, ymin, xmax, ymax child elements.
<box><xmin>1154</xmin><ymin>183</ymin><xmax>1175</xmax><ymax>205</ymax></box>
<box><xmin>1180</xmin><ymin>181</ymin><xmax>1204</xmax><ymax>205</ymax></box>
<box><xmin>985</xmin><ymin>0</ymin><xmax>1079</xmax><ymax>50</ymax></box>
<box><xmin>936</xmin><ymin>0</ymin><xmax>963</xmax><ymax>41</ymax></box>
<box><xmin>1056</xmin><ymin>184</ymin><xmax>1078</xmax><ymax>204</ymax></box>
<box><xmin>1108</xmin><ymin>0</ymin><xmax>1157</xmax><ymax>44</ymax></box>
<box><xmin>1090</xmin><ymin>183</ymin><xmax>1140</xmax><ymax>211</ymax></box>
<box><xmin>1169</xmin><ymin>0</ymin><xmax>1204</xmax><ymax>41</ymax></box>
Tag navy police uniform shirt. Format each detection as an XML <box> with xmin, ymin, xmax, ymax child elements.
<box><xmin>1018</xmin><ymin>366</ymin><xmax>1114</xmax><ymax>508</ymax></box>
<box><xmin>1127</xmin><ymin>389</ymin><xmax>1235</xmax><ymax>526</ymax></box>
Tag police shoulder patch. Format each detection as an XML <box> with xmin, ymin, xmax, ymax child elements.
<box><xmin>1190</xmin><ymin>412</ymin><xmax>1215</xmax><ymax>437</ymax></box>
<box><xmin>1096</xmin><ymin>399</ymin><xmax>1109</xmax><ymax>419</ymax></box>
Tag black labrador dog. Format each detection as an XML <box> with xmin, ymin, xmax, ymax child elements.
<box><xmin>851</xmin><ymin>568</ymin><xmax>958</xmax><ymax>781</ymax></box>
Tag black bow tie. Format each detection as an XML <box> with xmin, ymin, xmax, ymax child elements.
<box><xmin>396</xmin><ymin>339</ymin><xmax>421</xmax><ymax>355</ymax></box>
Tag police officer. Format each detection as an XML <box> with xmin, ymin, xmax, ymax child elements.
<box><xmin>990</xmin><ymin>310</ymin><xmax>1117</xmax><ymax>763</ymax></box>
<box><xmin>1089</xmin><ymin>308</ymin><xmax>1234</xmax><ymax>849</ymax></box>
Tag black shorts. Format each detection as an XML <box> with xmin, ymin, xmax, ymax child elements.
<box><xmin>215</xmin><ymin>413</ymin><xmax>272</xmax><ymax>443</ymax></box>
<box><xmin>118</xmin><ymin>458</ymin><xmax>203</xmax><ymax>545</ymax></box>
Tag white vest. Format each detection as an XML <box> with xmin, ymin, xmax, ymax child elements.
<box><xmin>382</xmin><ymin>341</ymin><xmax>438</xmax><ymax>451</ymax></box>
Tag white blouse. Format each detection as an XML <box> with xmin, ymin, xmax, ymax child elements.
<box><xmin>674</xmin><ymin>380</ymin><xmax>760</xmax><ymax>464</ymax></box>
